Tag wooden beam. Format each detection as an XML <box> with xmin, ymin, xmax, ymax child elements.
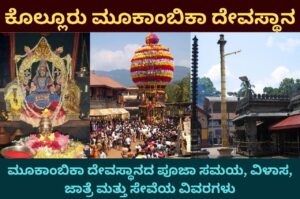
<box><xmin>71</xmin><ymin>32</ymin><xmax>80</xmax><ymax>79</ymax></box>
<box><xmin>9</xmin><ymin>33</ymin><xmax>15</xmax><ymax>80</ymax></box>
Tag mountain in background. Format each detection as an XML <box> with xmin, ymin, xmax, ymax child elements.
<box><xmin>94</xmin><ymin>66</ymin><xmax>190</xmax><ymax>87</ymax></box>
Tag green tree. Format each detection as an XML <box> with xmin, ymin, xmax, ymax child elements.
<box><xmin>263</xmin><ymin>87</ymin><xmax>280</xmax><ymax>95</ymax></box>
<box><xmin>176</xmin><ymin>76</ymin><xmax>190</xmax><ymax>102</ymax></box>
<box><xmin>237</xmin><ymin>79</ymin><xmax>255</xmax><ymax>97</ymax></box>
<box><xmin>263</xmin><ymin>78</ymin><xmax>300</xmax><ymax>96</ymax></box>
<box><xmin>296</xmin><ymin>79</ymin><xmax>300</xmax><ymax>91</ymax></box>
<box><xmin>165</xmin><ymin>84</ymin><xmax>176</xmax><ymax>103</ymax></box>
<box><xmin>197</xmin><ymin>77</ymin><xmax>220</xmax><ymax>106</ymax></box>
<box><xmin>166</xmin><ymin>75</ymin><xmax>190</xmax><ymax>103</ymax></box>
<box><xmin>279</xmin><ymin>78</ymin><xmax>295</xmax><ymax>96</ymax></box>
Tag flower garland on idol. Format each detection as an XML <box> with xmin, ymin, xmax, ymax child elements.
<box><xmin>15</xmin><ymin>108</ymin><xmax>84</xmax><ymax>158</ymax></box>
<box><xmin>15</xmin><ymin>131</ymin><xmax>85</xmax><ymax>158</ymax></box>
<box><xmin>24</xmin><ymin>131</ymin><xmax>69</xmax><ymax>150</ymax></box>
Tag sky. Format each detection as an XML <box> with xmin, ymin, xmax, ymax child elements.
<box><xmin>91</xmin><ymin>32</ymin><xmax>300</xmax><ymax>94</ymax></box>
<box><xmin>91</xmin><ymin>32</ymin><xmax>191</xmax><ymax>71</ymax></box>
<box><xmin>193</xmin><ymin>33</ymin><xmax>300</xmax><ymax>94</ymax></box>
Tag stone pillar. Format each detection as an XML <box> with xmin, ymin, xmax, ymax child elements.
<box><xmin>245</xmin><ymin>118</ymin><xmax>257</xmax><ymax>156</ymax></box>
<box><xmin>190</xmin><ymin>36</ymin><xmax>209</xmax><ymax>157</ymax></box>
<box><xmin>217</xmin><ymin>34</ymin><xmax>229</xmax><ymax>147</ymax></box>
<box><xmin>191</xmin><ymin>36</ymin><xmax>200</xmax><ymax>152</ymax></box>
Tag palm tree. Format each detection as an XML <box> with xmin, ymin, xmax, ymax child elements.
<box><xmin>238</xmin><ymin>78</ymin><xmax>255</xmax><ymax>97</ymax></box>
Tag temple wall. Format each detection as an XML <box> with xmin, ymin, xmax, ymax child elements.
<box><xmin>245</xmin><ymin>118</ymin><xmax>257</xmax><ymax>155</ymax></box>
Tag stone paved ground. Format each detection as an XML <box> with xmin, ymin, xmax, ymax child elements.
<box><xmin>105</xmin><ymin>145</ymin><xmax>289</xmax><ymax>159</ymax></box>
<box><xmin>202</xmin><ymin>147</ymin><xmax>248</xmax><ymax>159</ymax></box>
<box><xmin>202</xmin><ymin>147</ymin><xmax>289</xmax><ymax>159</ymax></box>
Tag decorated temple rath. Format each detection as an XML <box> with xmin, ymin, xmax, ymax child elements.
<box><xmin>130</xmin><ymin>33</ymin><xmax>174</xmax><ymax>124</ymax></box>
<box><xmin>0</xmin><ymin>33</ymin><xmax>90</xmax><ymax>143</ymax></box>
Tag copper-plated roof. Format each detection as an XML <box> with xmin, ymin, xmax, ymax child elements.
<box><xmin>270</xmin><ymin>114</ymin><xmax>300</xmax><ymax>131</ymax></box>
<box><xmin>90</xmin><ymin>73</ymin><xmax>126</xmax><ymax>89</ymax></box>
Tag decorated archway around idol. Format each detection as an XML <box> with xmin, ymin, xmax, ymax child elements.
<box><xmin>130</xmin><ymin>33</ymin><xmax>174</xmax><ymax>124</ymax></box>
<box><xmin>4</xmin><ymin>37</ymin><xmax>81</xmax><ymax>127</ymax></box>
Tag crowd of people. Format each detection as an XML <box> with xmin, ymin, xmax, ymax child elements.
<box><xmin>88</xmin><ymin>118</ymin><xmax>180</xmax><ymax>159</ymax></box>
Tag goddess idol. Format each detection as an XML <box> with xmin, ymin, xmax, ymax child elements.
<box><xmin>4</xmin><ymin>37</ymin><xmax>80</xmax><ymax>127</ymax></box>
<box><xmin>25</xmin><ymin>60</ymin><xmax>62</xmax><ymax>112</ymax></box>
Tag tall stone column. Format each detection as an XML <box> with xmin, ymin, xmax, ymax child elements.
<box><xmin>191</xmin><ymin>36</ymin><xmax>200</xmax><ymax>152</ymax></box>
<box><xmin>217</xmin><ymin>34</ymin><xmax>229</xmax><ymax>147</ymax></box>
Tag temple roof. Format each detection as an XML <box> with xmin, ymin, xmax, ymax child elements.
<box><xmin>270</xmin><ymin>114</ymin><xmax>300</xmax><ymax>131</ymax></box>
<box><xmin>90</xmin><ymin>73</ymin><xmax>126</xmax><ymax>89</ymax></box>
<box><xmin>233</xmin><ymin>112</ymin><xmax>288</xmax><ymax>122</ymax></box>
